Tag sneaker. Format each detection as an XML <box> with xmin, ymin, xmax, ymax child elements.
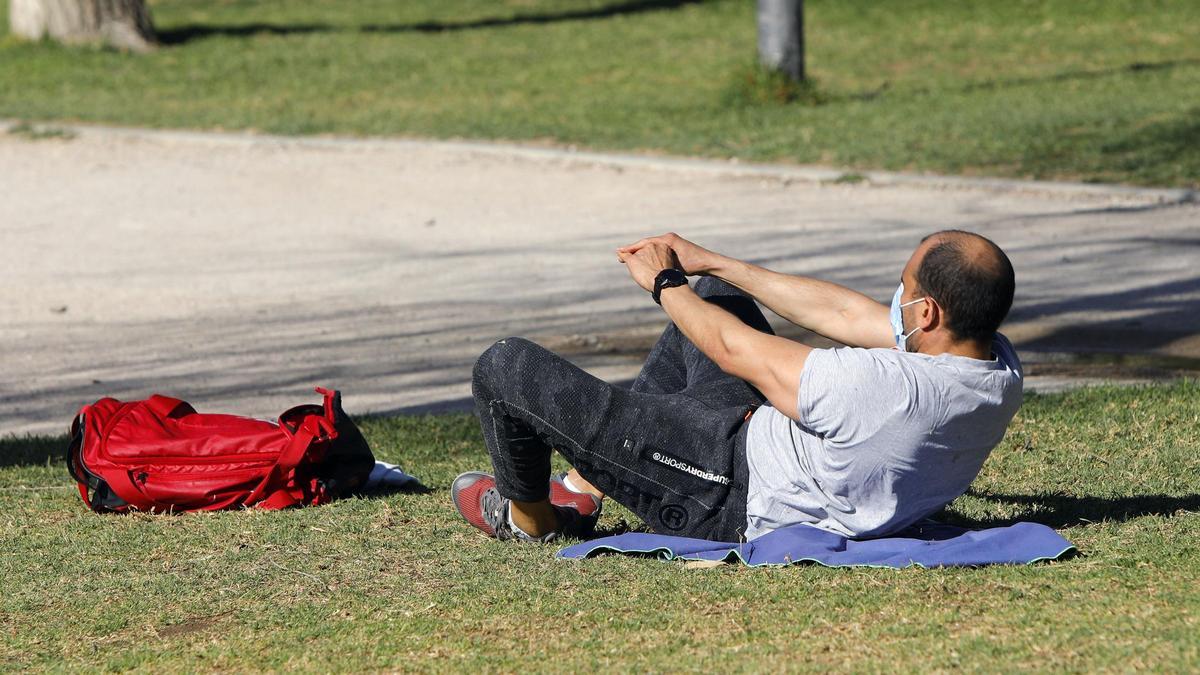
<box><xmin>451</xmin><ymin>471</ymin><xmax>501</xmax><ymax>536</ymax></box>
<box><xmin>451</xmin><ymin>471</ymin><xmax>597</xmax><ymax>542</ymax></box>
<box><xmin>550</xmin><ymin>472</ymin><xmax>603</xmax><ymax>520</ymax></box>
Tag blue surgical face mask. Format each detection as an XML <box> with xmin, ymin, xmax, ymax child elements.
<box><xmin>890</xmin><ymin>282</ymin><xmax>926</xmax><ymax>352</ymax></box>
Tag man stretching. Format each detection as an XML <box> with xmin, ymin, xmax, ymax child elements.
<box><xmin>452</xmin><ymin>230</ymin><xmax>1022</xmax><ymax>543</ymax></box>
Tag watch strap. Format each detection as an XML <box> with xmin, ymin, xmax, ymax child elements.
<box><xmin>652</xmin><ymin>268</ymin><xmax>689</xmax><ymax>305</ymax></box>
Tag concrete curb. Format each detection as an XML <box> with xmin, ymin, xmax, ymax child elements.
<box><xmin>5</xmin><ymin>119</ymin><xmax>1197</xmax><ymax>206</ymax></box>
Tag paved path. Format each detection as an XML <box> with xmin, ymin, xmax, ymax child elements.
<box><xmin>2</xmin><ymin>125</ymin><xmax>1198</xmax><ymax>435</ymax></box>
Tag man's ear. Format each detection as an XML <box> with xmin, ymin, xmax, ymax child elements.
<box><xmin>918</xmin><ymin>297</ymin><xmax>940</xmax><ymax>331</ymax></box>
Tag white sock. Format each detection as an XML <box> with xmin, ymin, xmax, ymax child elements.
<box><xmin>364</xmin><ymin>461</ymin><xmax>419</xmax><ymax>489</ymax></box>
<box><xmin>561</xmin><ymin>473</ymin><xmax>587</xmax><ymax>494</ymax></box>
<box><xmin>506</xmin><ymin>506</ymin><xmax>537</xmax><ymax>539</ymax></box>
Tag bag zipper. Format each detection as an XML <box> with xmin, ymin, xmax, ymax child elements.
<box><xmin>134</xmin><ymin>466</ymin><xmax>269</xmax><ymax>483</ymax></box>
<box><xmin>106</xmin><ymin>452</ymin><xmax>281</xmax><ymax>466</ymax></box>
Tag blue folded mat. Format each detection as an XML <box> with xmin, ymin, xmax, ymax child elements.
<box><xmin>557</xmin><ymin>520</ymin><xmax>1076</xmax><ymax>568</ymax></box>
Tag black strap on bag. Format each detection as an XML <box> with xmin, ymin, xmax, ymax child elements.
<box><xmin>277</xmin><ymin>390</ymin><xmax>374</xmax><ymax>496</ymax></box>
<box><xmin>319</xmin><ymin>390</ymin><xmax>375</xmax><ymax>495</ymax></box>
<box><xmin>65</xmin><ymin>413</ymin><xmax>129</xmax><ymax>512</ymax></box>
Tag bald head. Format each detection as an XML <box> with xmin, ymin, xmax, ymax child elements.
<box><xmin>911</xmin><ymin>230</ymin><xmax>1015</xmax><ymax>342</ymax></box>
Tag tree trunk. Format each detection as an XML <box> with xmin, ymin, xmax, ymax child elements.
<box><xmin>756</xmin><ymin>0</ymin><xmax>805</xmax><ymax>82</ymax></box>
<box><xmin>9</xmin><ymin>0</ymin><xmax>156</xmax><ymax>52</ymax></box>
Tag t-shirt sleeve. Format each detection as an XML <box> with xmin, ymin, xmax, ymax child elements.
<box><xmin>993</xmin><ymin>332</ymin><xmax>1023</xmax><ymax>377</ymax></box>
<box><xmin>797</xmin><ymin>347</ymin><xmax>908</xmax><ymax>437</ymax></box>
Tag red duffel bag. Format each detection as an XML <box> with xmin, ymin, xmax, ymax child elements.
<box><xmin>66</xmin><ymin>387</ymin><xmax>374</xmax><ymax>513</ymax></box>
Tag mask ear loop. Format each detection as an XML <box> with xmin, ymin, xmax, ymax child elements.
<box><xmin>897</xmin><ymin>296</ymin><xmax>927</xmax><ymax>349</ymax></box>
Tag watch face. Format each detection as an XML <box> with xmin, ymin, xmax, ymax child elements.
<box><xmin>654</xmin><ymin>269</ymin><xmax>688</xmax><ymax>304</ymax></box>
<box><xmin>659</xmin><ymin>269</ymin><xmax>687</xmax><ymax>286</ymax></box>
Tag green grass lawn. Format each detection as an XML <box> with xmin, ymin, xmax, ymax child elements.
<box><xmin>1</xmin><ymin>0</ymin><xmax>1198</xmax><ymax>187</ymax></box>
<box><xmin>1</xmin><ymin>381</ymin><xmax>1198</xmax><ymax>671</ymax></box>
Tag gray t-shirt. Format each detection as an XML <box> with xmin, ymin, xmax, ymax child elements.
<box><xmin>744</xmin><ymin>334</ymin><xmax>1022</xmax><ymax>539</ymax></box>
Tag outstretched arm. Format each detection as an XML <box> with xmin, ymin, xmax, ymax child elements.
<box><xmin>618</xmin><ymin>242</ymin><xmax>810</xmax><ymax>421</ymax></box>
<box><xmin>619</xmin><ymin>233</ymin><xmax>893</xmax><ymax>349</ymax></box>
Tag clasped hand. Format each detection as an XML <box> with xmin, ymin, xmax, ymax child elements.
<box><xmin>616</xmin><ymin>232</ymin><xmax>714</xmax><ymax>294</ymax></box>
<box><xmin>615</xmin><ymin>240</ymin><xmax>679</xmax><ymax>293</ymax></box>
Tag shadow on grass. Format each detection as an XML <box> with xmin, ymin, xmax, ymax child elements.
<box><xmin>157</xmin><ymin>0</ymin><xmax>706</xmax><ymax>45</ymax></box>
<box><xmin>157</xmin><ymin>23</ymin><xmax>328</xmax><ymax>44</ymax></box>
<box><xmin>849</xmin><ymin>57</ymin><xmax>1200</xmax><ymax>102</ymax></box>
<box><xmin>955</xmin><ymin>58</ymin><xmax>1200</xmax><ymax>96</ymax></box>
<box><xmin>0</xmin><ymin>434</ymin><xmax>66</xmax><ymax>468</ymax></box>
<box><xmin>993</xmin><ymin>106</ymin><xmax>1200</xmax><ymax>188</ymax></box>
<box><xmin>946</xmin><ymin>490</ymin><xmax>1200</xmax><ymax>529</ymax></box>
<box><xmin>355</xmin><ymin>481</ymin><xmax>433</xmax><ymax>497</ymax></box>
<box><xmin>1099</xmin><ymin>109</ymin><xmax>1200</xmax><ymax>183</ymax></box>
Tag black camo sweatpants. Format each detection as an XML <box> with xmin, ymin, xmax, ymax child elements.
<box><xmin>471</xmin><ymin>277</ymin><xmax>772</xmax><ymax>542</ymax></box>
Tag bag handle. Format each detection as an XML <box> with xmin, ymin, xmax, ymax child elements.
<box><xmin>315</xmin><ymin>387</ymin><xmax>339</xmax><ymax>423</ymax></box>
<box><xmin>245</xmin><ymin>412</ymin><xmax>335</xmax><ymax>508</ymax></box>
<box><xmin>142</xmin><ymin>395</ymin><xmax>195</xmax><ymax>419</ymax></box>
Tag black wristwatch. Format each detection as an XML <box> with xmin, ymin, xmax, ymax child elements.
<box><xmin>652</xmin><ymin>268</ymin><xmax>689</xmax><ymax>305</ymax></box>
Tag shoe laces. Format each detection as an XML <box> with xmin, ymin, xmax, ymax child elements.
<box><xmin>479</xmin><ymin>487</ymin><xmax>514</xmax><ymax>540</ymax></box>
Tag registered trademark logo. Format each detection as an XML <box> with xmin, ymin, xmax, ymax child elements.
<box><xmin>658</xmin><ymin>504</ymin><xmax>689</xmax><ymax>531</ymax></box>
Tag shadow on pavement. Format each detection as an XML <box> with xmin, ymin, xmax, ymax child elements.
<box><xmin>1010</xmin><ymin>276</ymin><xmax>1200</xmax><ymax>354</ymax></box>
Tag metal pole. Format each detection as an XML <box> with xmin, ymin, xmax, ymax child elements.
<box><xmin>756</xmin><ymin>0</ymin><xmax>805</xmax><ymax>82</ymax></box>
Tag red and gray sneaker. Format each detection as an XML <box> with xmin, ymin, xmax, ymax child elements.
<box><xmin>451</xmin><ymin>472</ymin><xmax>502</xmax><ymax>536</ymax></box>
<box><xmin>550</xmin><ymin>472</ymin><xmax>603</xmax><ymax>520</ymax></box>
<box><xmin>451</xmin><ymin>471</ymin><xmax>600</xmax><ymax>542</ymax></box>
